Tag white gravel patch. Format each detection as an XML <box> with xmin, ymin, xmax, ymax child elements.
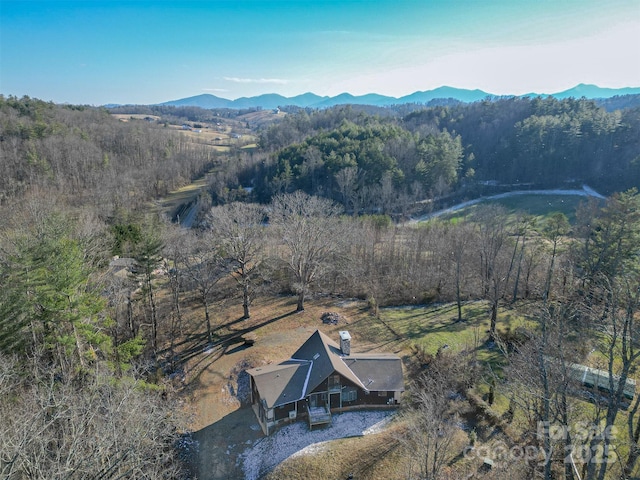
<box><xmin>362</xmin><ymin>414</ymin><xmax>394</xmax><ymax>435</ymax></box>
<box><xmin>238</xmin><ymin>410</ymin><xmax>396</xmax><ymax>480</ymax></box>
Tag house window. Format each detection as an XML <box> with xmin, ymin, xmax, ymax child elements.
<box><xmin>378</xmin><ymin>390</ymin><xmax>388</xmax><ymax>397</ymax></box>
<box><xmin>328</xmin><ymin>374</ymin><xmax>341</xmax><ymax>390</ymax></box>
<box><xmin>342</xmin><ymin>387</ymin><xmax>357</xmax><ymax>402</ymax></box>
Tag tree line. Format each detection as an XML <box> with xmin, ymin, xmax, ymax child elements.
<box><xmin>0</xmin><ymin>95</ymin><xmax>217</xmax><ymax>215</ymax></box>
<box><xmin>245</xmin><ymin>97</ymin><xmax>639</xmax><ymax>213</ymax></box>
<box><xmin>3</xmin><ymin>95</ymin><xmax>638</xmax><ymax>221</ymax></box>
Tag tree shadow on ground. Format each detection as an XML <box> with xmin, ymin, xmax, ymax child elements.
<box><xmin>159</xmin><ymin>309</ymin><xmax>298</xmax><ymax>378</ymax></box>
<box><xmin>225</xmin><ymin>343</ymin><xmax>252</xmax><ymax>355</ymax></box>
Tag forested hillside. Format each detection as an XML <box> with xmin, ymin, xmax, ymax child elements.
<box><xmin>0</xmin><ymin>96</ymin><xmax>216</xmax><ymax>213</ymax></box>
<box><xmin>250</xmin><ymin>97</ymin><xmax>639</xmax><ymax>212</ymax></box>
<box><xmin>2</xmin><ymin>95</ymin><xmax>638</xmax><ymax>218</ymax></box>
<box><xmin>1</xmin><ymin>94</ymin><xmax>639</xmax><ymax>479</ymax></box>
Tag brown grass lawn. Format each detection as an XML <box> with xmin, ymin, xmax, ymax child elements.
<box><xmin>174</xmin><ymin>294</ymin><xmax>515</xmax><ymax>479</ymax></box>
<box><xmin>176</xmin><ymin>128</ymin><xmax>257</xmax><ymax>152</ymax></box>
<box><xmin>179</xmin><ymin>293</ymin><xmax>631</xmax><ymax>479</ymax></box>
<box><xmin>177</xmin><ymin>295</ymin><xmax>392</xmax><ymax>479</ymax></box>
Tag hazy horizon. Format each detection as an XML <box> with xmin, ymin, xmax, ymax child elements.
<box><xmin>159</xmin><ymin>83</ymin><xmax>639</xmax><ymax>102</ymax></box>
<box><xmin>1</xmin><ymin>0</ymin><xmax>639</xmax><ymax>105</ymax></box>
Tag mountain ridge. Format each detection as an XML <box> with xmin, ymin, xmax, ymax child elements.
<box><xmin>156</xmin><ymin>84</ymin><xmax>640</xmax><ymax>109</ymax></box>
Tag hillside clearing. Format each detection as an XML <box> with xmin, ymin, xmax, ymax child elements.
<box><xmin>181</xmin><ymin>296</ymin><xmax>524</xmax><ymax>479</ymax></box>
<box><xmin>412</xmin><ymin>186</ymin><xmax>605</xmax><ymax>224</ymax></box>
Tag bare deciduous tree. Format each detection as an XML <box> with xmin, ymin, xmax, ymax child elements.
<box><xmin>448</xmin><ymin>222</ymin><xmax>475</xmax><ymax>321</ymax></box>
<box><xmin>400</xmin><ymin>352</ymin><xmax>471</xmax><ymax>480</ymax></box>
<box><xmin>270</xmin><ymin>191</ymin><xmax>345</xmax><ymax>312</ymax></box>
<box><xmin>182</xmin><ymin>230</ymin><xmax>228</xmax><ymax>344</ymax></box>
<box><xmin>208</xmin><ymin>202</ymin><xmax>266</xmax><ymax>319</ymax></box>
<box><xmin>474</xmin><ymin>205</ymin><xmax>510</xmax><ymax>339</ymax></box>
<box><xmin>0</xmin><ymin>356</ymin><xmax>190</xmax><ymax>479</ymax></box>
<box><xmin>335</xmin><ymin>166</ymin><xmax>358</xmax><ymax>212</ymax></box>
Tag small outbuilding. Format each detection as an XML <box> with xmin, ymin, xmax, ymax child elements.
<box><xmin>543</xmin><ymin>356</ymin><xmax>636</xmax><ymax>408</ymax></box>
<box><xmin>568</xmin><ymin>363</ymin><xmax>636</xmax><ymax>405</ymax></box>
<box><xmin>246</xmin><ymin>330</ymin><xmax>404</xmax><ymax>435</ymax></box>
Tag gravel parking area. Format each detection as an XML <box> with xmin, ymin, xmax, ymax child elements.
<box><xmin>239</xmin><ymin>410</ymin><xmax>395</xmax><ymax>480</ymax></box>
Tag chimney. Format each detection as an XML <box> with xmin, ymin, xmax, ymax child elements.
<box><xmin>339</xmin><ymin>331</ymin><xmax>351</xmax><ymax>356</ymax></box>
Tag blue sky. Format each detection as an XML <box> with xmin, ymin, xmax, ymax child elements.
<box><xmin>1</xmin><ymin>0</ymin><xmax>639</xmax><ymax>105</ymax></box>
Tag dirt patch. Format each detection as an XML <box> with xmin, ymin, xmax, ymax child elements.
<box><xmin>181</xmin><ymin>296</ymin><xmax>376</xmax><ymax>479</ymax></box>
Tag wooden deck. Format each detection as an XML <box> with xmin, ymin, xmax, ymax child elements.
<box><xmin>308</xmin><ymin>406</ymin><xmax>332</xmax><ymax>429</ymax></box>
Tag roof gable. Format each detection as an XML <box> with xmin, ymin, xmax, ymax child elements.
<box><xmin>246</xmin><ymin>361</ymin><xmax>310</xmax><ymax>408</ymax></box>
<box><xmin>247</xmin><ymin>330</ymin><xmax>403</xmax><ymax>408</ymax></box>
<box><xmin>292</xmin><ymin>330</ymin><xmax>364</xmax><ymax>392</ymax></box>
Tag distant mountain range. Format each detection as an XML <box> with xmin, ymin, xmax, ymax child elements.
<box><xmin>156</xmin><ymin>84</ymin><xmax>640</xmax><ymax>110</ymax></box>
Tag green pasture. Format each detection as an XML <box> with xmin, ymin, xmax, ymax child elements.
<box><xmin>349</xmin><ymin>300</ymin><xmax>535</xmax><ymax>367</ymax></box>
<box><xmin>439</xmin><ymin>193</ymin><xmax>602</xmax><ymax>225</ymax></box>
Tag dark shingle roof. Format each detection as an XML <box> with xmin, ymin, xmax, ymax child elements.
<box><xmin>343</xmin><ymin>355</ymin><xmax>405</xmax><ymax>392</ymax></box>
<box><xmin>247</xmin><ymin>330</ymin><xmax>403</xmax><ymax>409</ymax></box>
<box><xmin>291</xmin><ymin>330</ymin><xmax>365</xmax><ymax>392</ymax></box>
<box><xmin>247</xmin><ymin>361</ymin><xmax>310</xmax><ymax>408</ymax></box>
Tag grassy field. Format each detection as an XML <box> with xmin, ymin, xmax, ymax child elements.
<box><xmin>439</xmin><ymin>193</ymin><xmax>600</xmax><ymax>225</ymax></box>
<box><xmin>181</xmin><ymin>291</ymin><xmax>639</xmax><ymax>479</ymax></box>
<box><xmin>110</xmin><ymin>113</ymin><xmax>161</xmax><ymax>122</ymax></box>
<box><xmin>176</xmin><ymin>127</ymin><xmax>258</xmax><ymax>151</ymax></box>
<box><xmin>484</xmin><ymin>193</ymin><xmax>594</xmax><ymax>223</ymax></box>
<box><xmin>151</xmin><ymin>167</ymin><xmax>215</xmax><ymax>221</ymax></box>
<box><xmin>343</xmin><ymin>300</ymin><xmax>535</xmax><ymax>367</ymax></box>
<box><xmin>183</xmin><ymin>294</ymin><xmax>539</xmax><ymax>479</ymax></box>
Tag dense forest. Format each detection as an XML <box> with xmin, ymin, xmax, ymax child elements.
<box><xmin>2</xmin><ymin>95</ymin><xmax>639</xmax><ymax>216</ymax></box>
<box><xmin>0</xmin><ymin>96</ymin><xmax>217</xmax><ymax>213</ymax></box>
<box><xmin>1</xmin><ymin>94</ymin><xmax>639</xmax><ymax>479</ymax></box>
<box><xmin>251</xmin><ymin>97</ymin><xmax>640</xmax><ymax>211</ymax></box>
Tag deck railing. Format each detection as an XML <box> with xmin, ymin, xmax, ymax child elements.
<box><xmin>308</xmin><ymin>406</ymin><xmax>332</xmax><ymax>428</ymax></box>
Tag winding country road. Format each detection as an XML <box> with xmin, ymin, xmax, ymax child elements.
<box><xmin>409</xmin><ymin>184</ymin><xmax>606</xmax><ymax>223</ymax></box>
<box><xmin>172</xmin><ymin>184</ymin><xmax>606</xmax><ymax>229</ymax></box>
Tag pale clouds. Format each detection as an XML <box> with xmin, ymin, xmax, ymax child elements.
<box><xmin>324</xmin><ymin>20</ymin><xmax>640</xmax><ymax>97</ymax></box>
<box><xmin>223</xmin><ymin>77</ymin><xmax>289</xmax><ymax>85</ymax></box>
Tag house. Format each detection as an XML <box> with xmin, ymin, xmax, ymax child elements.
<box><xmin>246</xmin><ymin>330</ymin><xmax>404</xmax><ymax>435</ymax></box>
<box><xmin>107</xmin><ymin>256</ymin><xmax>138</xmax><ymax>279</ymax></box>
